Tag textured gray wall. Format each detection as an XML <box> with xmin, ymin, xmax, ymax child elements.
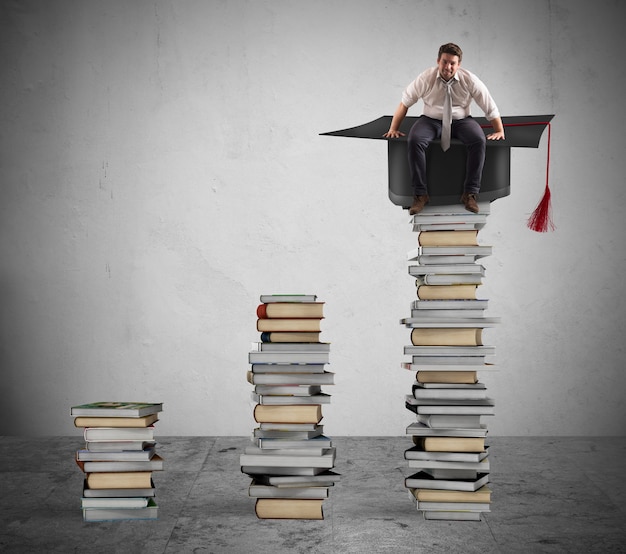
<box><xmin>1</xmin><ymin>0</ymin><xmax>624</xmax><ymax>436</ymax></box>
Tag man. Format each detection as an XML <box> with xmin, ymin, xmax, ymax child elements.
<box><xmin>384</xmin><ymin>43</ymin><xmax>505</xmax><ymax>214</ymax></box>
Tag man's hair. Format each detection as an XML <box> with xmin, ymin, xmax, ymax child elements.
<box><xmin>438</xmin><ymin>43</ymin><xmax>463</xmax><ymax>62</ymax></box>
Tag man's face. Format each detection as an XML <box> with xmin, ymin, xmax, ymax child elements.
<box><xmin>437</xmin><ymin>53</ymin><xmax>460</xmax><ymax>81</ymax></box>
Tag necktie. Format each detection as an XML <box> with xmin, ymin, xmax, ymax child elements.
<box><xmin>441</xmin><ymin>80</ymin><xmax>453</xmax><ymax>151</ymax></box>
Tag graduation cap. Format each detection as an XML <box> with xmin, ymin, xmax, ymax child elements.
<box><xmin>322</xmin><ymin>114</ymin><xmax>554</xmax><ymax>232</ymax></box>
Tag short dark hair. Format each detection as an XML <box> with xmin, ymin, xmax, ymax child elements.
<box><xmin>438</xmin><ymin>43</ymin><xmax>463</xmax><ymax>62</ymax></box>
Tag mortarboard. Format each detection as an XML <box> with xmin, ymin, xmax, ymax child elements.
<box><xmin>322</xmin><ymin>114</ymin><xmax>554</xmax><ymax>231</ymax></box>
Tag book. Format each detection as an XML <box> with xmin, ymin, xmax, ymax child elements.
<box><xmin>85</xmin><ymin>440</ymin><xmax>156</xmax><ymax>452</ymax></box>
<box><xmin>403</xmin><ymin>318</ymin><xmax>500</xmax><ymax>328</ymax></box>
<box><xmin>250</xmin><ymin>364</ymin><xmax>327</xmax><ymax>374</ymax></box>
<box><xmin>404</xmin><ymin>444</ymin><xmax>489</xmax><ymax>463</ymax></box>
<box><xmin>423</xmin><ymin>511</ymin><xmax>482</xmax><ymax>521</ymax></box>
<box><xmin>416</xmin><ymin>285</ymin><xmax>478</xmax><ymax>300</ymax></box>
<box><xmin>412</xmin><ymin>383</ymin><xmax>487</xmax><ymax>401</ymax></box>
<box><xmin>413</xmin><ymin>274</ymin><xmax>483</xmax><ymax>285</ymax></box>
<box><xmin>405</xmin><ymin>446</ymin><xmax>489</xmax><ymax>463</ymax></box>
<box><xmin>257</xmin><ymin>319</ymin><xmax>322</xmax><ymax>333</ymax></box>
<box><xmin>411</xmin><ymin>328</ymin><xmax>483</xmax><ymax>346</ymax></box>
<box><xmin>247</xmin><ymin>371</ymin><xmax>335</xmax><ymax>386</ymax></box>
<box><xmin>239</xmin><ymin>448</ymin><xmax>336</xmax><ymax>469</ymax></box>
<box><xmin>248</xmin><ymin>482</ymin><xmax>329</xmax><ymax>499</ymax></box>
<box><xmin>251</xmin><ymin>392</ymin><xmax>331</xmax><ymax>405</ymax></box>
<box><xmin>415</xmin><ymin>371</ymin><xmax>478</xmax><ymax>384</ymax></box>
<box><xmin>410</xmin><ymin>435</ymin><xmax>486</xmax><ymax>453</ymax></box>
<box><xmin>253</xmin><ymin>404</ymin><xmax>323</xmax><ymax>424</ymax></box>
<box><xmin>85</xmin><ymin>471</ymin><xmax>154</xmax><ymax>490</ymax></box>
<box><xmin>248</xmin><ymin>351</ymin><xmax>330</xmax><ymax>364</ymax></box>
<box><xmin>409</xmin><ymin>253</ymin><xmax>487</xmax><ymax>264</ymax></box>
<box><xmin>76</xmin><ymin>446</ymin><xmax>156</xmax><ymax>461</ymax></box>
<box><xmin>252</xmin><ymin>471</ymin><xmax>341</xmax><ymax>487</ymax></box>
<box><xmin>418</xmin><ymin>230</ymin><xmax>478</xmax><ymax>246</ymax></box>
<box><xmin>253</xmin><ymin>342</ymin><xmax>331</xmax><ymax>352</ymax></box>
<box><xmin>416</xmin><ymin>414</ymin><xmax>483</xmax><ymax>429</ymax></box>
<box><xmin>409</xmin><ymin>264</ymin><xmax>485</xmax><ymax>276</ymax></box>
<box><xmin>406</xmin><ymin>458</ymin><xmax>490</xmax><ymax>472</ymax></box>
<box><xmin>405</xmin><ymin>361</ymin><xmax>495</xmax><ymax>371</ymax></box>
<box><xmin>411</xmin><ymin>299</ymin><xmax>488</xmax><ymax>310</ymax></box>
<box><xmin>411</xmin><ymin>485</ymin><xmax>491</xmax><ymax>503</ymax></box>
<box><xmin>260</xmin><ymin>294</ymin><xmax>317</xmax><ymax>303</ymax></box>
<box><xmin>254</xmin><ymin>498</ymin><xmax>324</xmax><ymax>520</ymax></box>
<box><xmin>253</xmin><ymin>384</ymin><xmax>322</xmax><ymax>395</ymax></box>
<box><xmin>408</xmin><ymin>309</ymin><xmax>486</xmax><ymax>319</ymax></box>
<box><xmin>70</xmin><ymin>402</ymin><xmax>163</xmax><ymax>418</ymax></box>
<box><xmin>261</xmin><ymin>332</ymin><xmax>321</xmax><ymax>343</ymax></box>
<box><xmin>406</xmin><ymin>396</ymin><xmax>495</xmax><ymax>416</ymax></box>
<box><xmin>257</xmin><ymin>302</ymin><xmax>324</xmax><ymax>319</ymax></box>
<box><xmin>82</xmin><ymin>479</ymin><xmax>156</xmax><ymax>498</ymax></box>
<box><xmin>83</xmin><ymin>426</ymin><xmax>156</xmax><ymax>441</ymax></box>
<box><xmin>81</xmin><ymin>497</ymin><xmax>149</xmax><ymax>509</ymax></box>
<box><xmin>404</xmin><ymin>345</ymin><xmax>495</xmax><ymax>357</ymax></box>
<box><xmin>76</xmin><ymin>453</ymin><xmax>164</xmax><ymax>473</ymax></box>
<box><xmin>405</xmin><ymin>422</ymin><xmax>487</xmax><ymax>438</ymax></box>
<box><xmin>417</xmin><ymin>501</ymin><xmax>490</xmax><ymax>512</ymax></box>
<box><xmin>405</xmin><ymin>471</ymin><xmax>489</xmax><ymax>491</ymax></box>
<box><xmin>254</xmin><ymin>436</ymin><xmax>332</xmax><ymax>449</ymax></box>
<box><xmin>257</xmin><ymin>422</ymin><xmax>321</xmax><ymax>431</ymax></box>
<box><xmin>252</xmin><ymin>425</ymin><xmax>323</xmax><ymax>442</ymax></box>
<box><xmin>410</xmin><ymin>202</ymin><xmax>491</xmax><ymax>217</ymax></box>
<box><xmin>83</xmin><ymin>498</ymin><xmax>158</xmax><ymax>522</ymax></box>
<box><xmin>74</xmin><ymin>414</ymin><xmax>159</xmax><ymax>428</ymax></box>
<box><xmin>417</xmin><ymin>245</ymin><xmax>493</xmax><ymax>257</ymax></box>
<box><xmin>241</xmin><ymin>466</ymin><xmax>329</xmax><ymax>476</ymax></box>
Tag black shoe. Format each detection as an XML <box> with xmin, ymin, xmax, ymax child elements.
<box><xmin>409</xmin><ymin>195</ymin><xmax>429</xmax><ymax>215</ymax></box>
<box><xmin>461</xmin><ymin>193</ymin><xmax>479</xmax><ymax>213</ymax></box>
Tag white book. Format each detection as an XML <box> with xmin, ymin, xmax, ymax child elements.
<box><xmin>251</xmin><ymin>392</ymin><xmax>331</xmax><ymax>405</ymax></box>
<box><xmin>254</xmin><ymin>385</ymin><xmax>322</xmax><ymax>396</ymax></box>
<box><xmin>401</xmin><ymin>317</ymin><xmax>500</xmax><ymax>327</ymax></box>
<box><xmin>405</xmin><ymin>447</ymin><xmax>489</xmax><ymax>463</ymax></box>
<box><xmin>239</xmin><ymin>448</ymin><xmax>336</xmax><ymax>468</ymax></box>
<box><xmin>248</xmin><ymin>351</ymin><xmax>330</xmax><ymax>364</ymax></box>
<box><xmin>405</xmin><ymin>471</ymin><xmax>489</xmax><ymax>491</ymax></box>
<box><xmin>248</xmin><ymin>482</ymin><xmax>329</xmax><ymax>499</ymax></box>
<box><xmin>260</xmin><ymin>294</ymin><xmax>317</xmax><ymax>303</ymax></box>
<box><xmin>408</xmin><ymin>264</ymin><xmax>486</xmax><ymax>276</ymax></box>
<box><xmin>406</xmin><ymin>458</ymin><xmax>490</xmax><ymax>472</ymax></box>
<box><xmin>411</xmin><ymin>299</ymin><xmax>488</xmax><ymax>310</ymax></box>
<box><xmin>405</xmin><ymin>421</ymin><xmax>488</xmax><ymax>437</ymax></box>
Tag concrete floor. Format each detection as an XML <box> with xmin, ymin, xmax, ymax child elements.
<box><xmin>1</xmin><ymin>436</ymin><xmax>625</xmax><ymax>553</ymax></box>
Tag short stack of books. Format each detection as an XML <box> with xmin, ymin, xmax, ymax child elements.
<box><xmin>70</xmin><ymin>402</ymin><xmax>164</xmax><ymax>522</ymax></box>
<box><xmin>400</xmin><ymin>203</ymin><xmax>498</xmax><ymax>521</ymax></box>
<box><xmin>240</xmin><ymin>294</ymin><xmax>339</xmax><ymax>520</ymax></box>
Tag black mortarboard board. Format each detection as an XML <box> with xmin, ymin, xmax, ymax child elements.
<box><xmin>322</xmin><ymin>114</ymin><xmax>554</xmax><ymax>230</ymax></box>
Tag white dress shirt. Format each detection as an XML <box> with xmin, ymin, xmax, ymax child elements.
<box><xmin>401</xmin><ymin>66</ymin><xmax>500</xmax><ymax>121</ymax></box>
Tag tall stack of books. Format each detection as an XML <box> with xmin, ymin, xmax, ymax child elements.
<box><xmin>70</xmin><ymin>402</ymin><xmax>164</xmax><ymax>522</ymax></box>
<box><xmin>240</xmin><ymin>294</ymin><xmax>339</xmax><ymax>520</ymax></box>
<box><xmin>400</xmin><ymin>203</ymin><xmax>498</xmax><ymax>521</ymax></box>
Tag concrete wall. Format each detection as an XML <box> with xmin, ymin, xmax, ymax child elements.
<box><xmin>1</xmin><ymin>0</ymin><xmax>624</xmax><ymax>436</ymax></box>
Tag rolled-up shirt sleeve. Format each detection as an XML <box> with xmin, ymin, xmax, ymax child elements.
<box><xmin>466</xmin><ymin>72</ymin><xmax>500</xmax><ymax>121</ymax></box>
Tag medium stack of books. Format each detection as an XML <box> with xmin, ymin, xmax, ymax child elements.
<box><xmin>70</xmin><ymin>402</ymin><xmax>164</xmax><ymax>522</ymax></box>
<box><xmin>400</xmin><ymin>203</ymin><xmax>498</xmax><ymax>521</ymax></box>
<box><xmin>240</xmin><ymin>294</ymin><xmax>339</xmax><ymax>520</ymax></box>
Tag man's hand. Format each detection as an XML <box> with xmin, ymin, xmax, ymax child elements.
<box><xmin>486</xmin><ymin>131</ymin><xmax>505</xmax><ymax>141</ymax></box>
<box><xmin>383</xmin><ymin>129</ymin><xmax>406</xmax><ymax>139</ymax></box>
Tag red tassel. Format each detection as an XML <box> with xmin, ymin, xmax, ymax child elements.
<box><xmin>527</xmin><ymin>121</ymin><xmax>554</xmax><ymax>232</ymax></box>
<box><xmin>527</xmin><ymin>183</ymin><xmax>554</xmax><ymax>232</ymax></box>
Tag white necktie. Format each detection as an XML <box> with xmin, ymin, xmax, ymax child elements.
<box><xmin>441</xmin><ymin>80</ymin><xmax>453</xmax><ymax>151</ymax></box>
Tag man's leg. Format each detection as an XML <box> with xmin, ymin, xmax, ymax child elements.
<box><xmin>407</xmin><ymin>116</ymin><xmax>440</xmax><ymax>196</ymax></box>
<box><xmin>452</xmin><ymin>117</ymin><xmax>486</xmax><ymax>195</ymax></box>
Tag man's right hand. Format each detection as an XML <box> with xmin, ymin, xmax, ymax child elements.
<box><xmin>383</xmin><ymin>129</ymin><xmax>406</xmax><ymax>139</ymax></box>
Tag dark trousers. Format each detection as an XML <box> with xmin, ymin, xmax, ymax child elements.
<box><xmin>407</xmin><ymin>116</ymin><xmax>486</xmax><ymax>196</ymax></box>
